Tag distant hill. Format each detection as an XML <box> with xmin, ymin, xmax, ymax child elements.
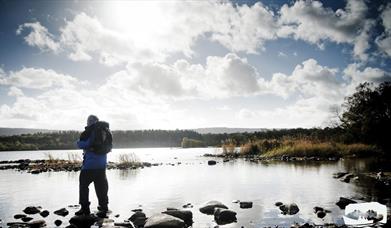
<box><xmin>193</xmin><ymin>127</ymin><xmax>267</xmax><ymax>134</ymax></box>
<box><xmin>0</xmin><ymin>127</ymin><xmax>55</xmax><ymax>136</ymax></box>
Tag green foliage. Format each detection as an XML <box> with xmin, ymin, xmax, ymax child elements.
<box><xmin>341</xmin><ymin>82</ymin><xmax>391</xmax><ymax>151</ymax></box>
<box><xmin>181</xmin><ymin>137</ymin><xmax>205</xmax><ymax>148</ymax></box>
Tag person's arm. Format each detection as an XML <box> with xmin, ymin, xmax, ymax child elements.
<box><xmin>77</xmin><ymin>131</ymin><xmax>95</xmax><ymax>149</ymax></box>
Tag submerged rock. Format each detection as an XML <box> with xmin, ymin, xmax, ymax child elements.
<box><xmin>279</xmin><ymin>203</ymin><xmax>300</xmax><ymax>215</ymax></box>
<box><xmin>163</xmin><ymin>209</ymin><xmax>193</xmax><ymax>226</ymax></box>
<box><xmin>208</xmin><ymin>160</ymin><xmax>217</xmax><ymax>165</ymax></box>
<box><xmin>129</xmin><ymin>211</ymin><xmax>147</xmax><ymax>227</ymax></box>
<box><xmin>13</xmin><ymin>214</ymin><xmax>27</xmax><ymax>219</ymax></box>
<box><xmin>274</xmin><ymin>202</ymin><xmax>283</xmax><ymax>207</ymax></box>
<box><xmin>54</xmin><ymin>208</ymin><xmax>69</xmax><ymax>216</ymax></box>
<box><xmin>144</xmin><ymin>214</ymin><xmax>185</xmax><ymax>228</ymax></box>
<box><xmin>21</xmin><ymin>217</ymin><xmax>33</xmax><ymax>222</ymax></box>
<box><xmin>239</xmin><ymin>201</ymin><xmax>253</xmax><ymax>209</ymax></box>
<box><xmin>28</xmin><ymin>219</ymin><xmax>46</xmax><ymax>228</ymax></box>
<box><xmin>333</xmin><ymin>172</ymin><xmax>348</xmax><ymax>179</ymax></box>
<box><xmin>199</xmin><ymin>201</ymin><xmax>228</xmax><ymax>215</ymax></box>
<box><xmin>336</xmin><ymin>197</ymin><xmax>357</xmax><ymax>209</ymax></box>
<box><xmin>54</xmin><ymin>219</ymin><xmax>62</xmax><ymax>226</ymax></box>
<box><xmin>214</xmin><ymin>208</ymin><xmax>237</xmax><ymax>225</ymax></box>
<box><xmin>39</xmin><ymin>210</ymin><xmax>49</xmax><ymax>218</ymax></box>
<box><xmin>23</xmin><ymin>206</ymin><xmax>41</xmax><ymax>214</ymax></box>
<box><xmin>69</xmin><ymin>214</ymin><xmax>98</xmax><ymax>228</ymax></box>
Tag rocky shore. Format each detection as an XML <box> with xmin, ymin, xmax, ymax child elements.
<box><xmin>4</xmin><ymin>197</ymin><xmax>381</xmax><ymax>228</ymax></box>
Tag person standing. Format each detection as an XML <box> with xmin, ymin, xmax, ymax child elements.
<box><xmin>75</xmin><ymin>115</ymin><xmax>112</xmax><ymax>218</ymax></box>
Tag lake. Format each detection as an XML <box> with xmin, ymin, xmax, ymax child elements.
<box><xmin>0</xmin><ymin>148</ymin><xmax>389</xmax><ymax>227</ymax></box>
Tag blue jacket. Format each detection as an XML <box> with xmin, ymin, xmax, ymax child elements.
<box><xmin>77</xmin><ymin>129</ymin><xmax>107</xmax><ymax>170</ymax></box>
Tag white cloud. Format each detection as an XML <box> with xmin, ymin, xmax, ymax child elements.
<box><xmin>7</xmin><ymin>87</ymin><xmax>24</xmax><ymax>97</ymax></box>
<box><xmin>376</xmin><ymin>4</ymin><xmax>391</xmax><ymax>57</ymax></box>
<box><xmin>278</xmin><ymin>0</ymin><xmax>373</xmax><ymax>61</ymax></box>
<box><xmin>0</xmin><ymin>67</ymin><xmax>79</xmax><ymax>89</ymax></box>
<box><xmin>16</xmin><ymin>22</ymin><xmax>60</xmax><ymax>53</ymax></box>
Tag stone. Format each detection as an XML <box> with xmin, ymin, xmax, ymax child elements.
<box><xmin>333</xmin><ymin>172</ymin><xmax>348</xmax><ymax>179</ymax></box>
<box><xmin>182</xmin><ymin>203</ymin><xmax>193</xmax><ymax>208</ymax></box>
<box><xmin>316</xmin><ymin>210</ymin><xmax>326</xmax><ymax>219</ymax></box>
<box><xmin>69</xmin><ymin>214</ymin><xmax>98</xmax><ymax>228</ymax></box>
<box><xmin>23</xmin><ymin>206</ymin><xmax>41</xmax><ymax>214</ymax></box>
<box><xmin>279</xmin><ymin>203</ymin><xmax>300</xmax><ymax>215</ymax></box>
<box><xmin>132</xmin><ymin>208</ymin><xmax>143</xmax><ymax>212</ymax></box>
<box><xmin>13</xmin><ymin>214</ymin><xmax>27</xmax><ymax>219</ymax></box>
<box><xmin>336</xmin><ymin>197</ymin><xmax>357</xmax><ymax>209</ymax></box>
<box><xmin>39</xmin><ymin>210</ymin><xmax>49</xmax><ymax>218</ymax></box>
<box><xmin>232</xmin><ymin>200</ymin><xmax>240</xmax><ymax>203</ymax></box>
<box><xmin>114</xmin><ymin>222</ymin><xmax>135</xmax><ymax>227</ymax></box>
<box><xmin>28</xmin><ymin>219</ymin><xmax>46</xmax><ymax>228</ymax></box>
<box><xmin>214</xmin><ymin>208</ymin><xmax>237</xmax><ymax>225</ymax></box>
<box><xmin>6</xmin><ymin>222</ymin><xmax>29</xmax><ymax>228</ymax></box>
<box><xmin>199</xmin><ymin>201</ymin><xmax>228</xmax><ymax>215</ymax></box>
<box><xmin>30</xmin><ymin>169</ymin><xmax>41</xmax><ymax>174</ymax></box>
<box><xmin>239</xmin><ymin>201</ymin><xmax>253</xmax><ymax>209</ymax></box>
<box><xmin>144</xmin><ymin>214</ymin><xmax>185</xmax><ymax>228</ymax></box>
<box><xmin>129</xmin><ymin>211</ymin><xmax>147</xmax><ymax>227</ymax></box>
<box><xmin>341</xmin><ymin>174</ymin><xmax>355</xmax><ymax>183</ymax></box>
<box><xmin>274</xmin><ymin>202</ymin><xmax>283</xmax><ymax>207</ymax></box>
<box><xmin>54</xmin><ymin>208</ymin><xmax>69</xmax><ymax>216</ymax></box>
<box><xmin>163</xmin><ymin>209</ymin><xmax>193</xmax><ymax>226</ymax></box>
<box><xmin>21</xmin><ymin>217</ymin><xmax>33</xmax><ymax>222</ymax></box>
<box><xmin>54</xmin><ymin>220</ymin><xmax>62</xmax><ymax>226</ymax></box>
<box><xmin>208</xmin><ymin>160</ymin><xmax>217</xmax><ymax>165</ymax></box>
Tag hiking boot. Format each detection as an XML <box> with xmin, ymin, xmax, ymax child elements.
<box><xmin>96</xmin><ymin>210</ymin><xmax>108</xmax><ymax>218</ymax></box>
<box><xmin>75</xmin><ymin>207</ymin><xmax>90</xmax><ymax>216</ymax></box>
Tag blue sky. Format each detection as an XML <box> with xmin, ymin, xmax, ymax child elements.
<box><xmin>0</xmin><ymin>0</ymin><xmax>390</xmax><ymax>130</ymax></box>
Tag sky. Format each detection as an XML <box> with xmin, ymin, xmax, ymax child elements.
<box><xmin>0</xmin><ymin>0</ymin><xmax>390</xmax><ymax>130</ymax></box>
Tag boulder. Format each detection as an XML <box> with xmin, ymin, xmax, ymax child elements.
<box><xmin>21</xmin><ymin>217</ymin><xmax>33</xmax><ymax>222</ymax></box>
<box><xmin>69</xmin><ymin>214</ymin><xmax>98</xmax><ymax>228</ymax></box>
<box><xmin>162</xmin><ymin>209</ymin><xmax>193</xmax><ymax>226</ymax></box>
<box><xmin>39</xmin><ymin>210</ymin><xmax>49</xmax><ymax>218</ymax></box>
<box><xmin>6</xmin><ymin>222</ymin><xmax>29</xmax><ymax>228</ymax></box>
<box><xmin>208</xmin><ymin>160</ymin><xmax>217</xmax><ymax>165</ymax></box>
<box><xmin>199</xmin><ymin>201</ymin><xmax>228</xmax><ymax>215</ymax></box>
<box><xmin>23</xmin><ymin>206</ymin><xmax>41</xmax><ymax>214</ymax></box>
<box><xmin>274</xmin><ymin>202</ymin><xmax>283</xmax><ymax>207</ymax></box>
<box><xmin>316</xmin><ymin>210</ymin><xmax>326</xmax><ymax>219</ymax></box>
<box><xmin>333</xmin><ymin>172</ymin><xmax>348</xmax><ymax>179</ymax></box>
<box><xmin>28</xmin><ymin>220</ymin><xmax>46</xmax><ymax>228</ymax></box>
<box><xmin>129</xmin><ymin>211</ymin><xmax>147</xmax><ymax>227</ymax></box>
<box><xmin>214</xmin><ymin>208</ymin><xmax>237</xmax><ymax>225</ymax></box>
<box><xmin>341</xmin><ymin>174</ymin><xmax>355</xmax><ymax>183</ymax></box>
<box><xmin>30</xmin><ymin>169</ymin><xmax>41</xmax><ymax>174</ymax></box>
<box><xmin>336</xmin><ymin>197</ymin><xmax>357</xmax><ymax>209</ymax></box>
<box><xmin>13</xmin><ymin>214</ymin><xmax>27</xmax><ymax>219</ymax></box>
<box><xmin>54</xmin><ymin>220</ymin><xmax>62</xmax><ymax>226</ymax></box>
<box><xmin>54</xmin><ymin>208</ymin><xmax>69</xmax><ymax>216</ymax></box>
<box><xmin>239</xmin><ymin>201</ymin><xmax>253</xmax><ymax>209</ymax></box>
<box><xmin>279</xmin><ymin>203</ymin><xmax>300</xmax><ymax>215</ymax></box>
<box><xmin>144</xmin><ymin>214</ymin><xmax>185</xmax><ymax>228</ymax></box>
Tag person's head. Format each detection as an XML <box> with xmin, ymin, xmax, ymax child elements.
<box><xmin>87</xmin><ymin>115</ymin><xmax>99</xmax><ymax>126</ymax></box>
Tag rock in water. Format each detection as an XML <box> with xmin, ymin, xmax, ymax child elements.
<box><xmin>208</xmin><ymin>160</ymin><xmax>217</xmax><ymax>165</ymax></box>
<box><xmin>214</xmin><ymin>208</ymin><xmax>237</xmax><ymax>225</ymax></box>
<box><xmin>21</xmin><ymin>217</ymin><xmax>33</xmax><ymax>222</ymax></box>
<box><xmin>23</xmin><ymin>206</ymin><xmax>41</xmax><ymax>214</ymax></box>
<box><xmin>274</xmin><ymin>202</ymin><xmax>283</xmax><ymax>207</ymax></box>
<box><xmin>28</xmin><ymin>220</ymin><xmax>46</xmax><ymax>228</ymax></box>
<box><xmin>54</xmin><ymin>220</ymin><xmax>62</xmax><ymax>226</ymax></box>
<box><xmin>69</xmin><ymin>214</ymin><xmax>98</xmax><ymax>228</ymax></box>
<box><xmin>279</xmin><ymin>203</ymin><xmax>300</xmax><ymax>215</ymax></box>
<box><xmin>239</xmin><ymin>201</ymin><xmax>253</xmax><ymax>209</ymax></box>
<box><xmin>129</xmin><ymin>211</ymin><xmax>147</xmax><ymax>227</ymax></box>
<box><xmin>54</xmin><ymin>208</ymin><xmax>69</xmax><ymax>216</ymax></box>
<box><xmin>144</xmin><ymin>214</ymin><xmax>185</xmax><ymax>228</ymax></box>
<box><xmin>316</xmin><ymin>210</ymin><xmax>326</xmax><ymax>219</ymax></box>
<box><xmin>199</xmin><ymin>201</ymin><xmax>228</xmax><ymax>215</ymax></box>
<box><xmin>162</xmin><ymin>209</ymin><xmax>193</xmax><ymax>226</ymax></box>
<box><xmin>39</xmin><ymin>210</ymin><xmax>49</xmax><ymax>218</ymax></box>
<box><xmin>13</xmin><ymin>214</ymin><xmax>27</xmax><ymax>219</ymax></box>
<box><xmin>336</xmin><ymin>197</ymin><xmax>357</xmax><ymax>209</ymax></box>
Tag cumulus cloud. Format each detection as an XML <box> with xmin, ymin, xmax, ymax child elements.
<box><xmin>7</xmin><ymin>87</ymin><xmax>24</xmax><ymax>97</ymax></box>
<box><xmin>278</xmin><ymin>0</ymin><xmax>373</xmax><ymax>61</ymax></box>
<box><xmin>16</xmin><ymin>22</ymin><xmax>60</xmax><ymax>53</ymax></box>
<box><xmin>376</xmin><ymin>4</ymin><xmax>391</xmax><ymax>57</ymax></box>
<box><xmin>0</xmin><ymin>67</ymin><xmax>79</xmax><ymax>89</ymax></box>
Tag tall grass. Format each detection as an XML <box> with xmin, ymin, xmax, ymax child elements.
<box><xmin>221</xmin><ymin>139</ymin><xmax>237</xmax><ymax>155</ymax></box>
<box><xmin>67</xmin><ymin>152</ymin><xmax>82</xmax><ymax>164</ymax></box>
<box><xmin>44</xmin><ymin>152</ymin><xmax>60</xmax><ymax>163</ymax></box>
<box><xmin>118</xmin><ymin>153</ymin><xmax>140</xmax><ymax>166</ymax></box>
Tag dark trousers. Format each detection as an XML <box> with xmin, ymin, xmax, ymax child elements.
<box><xmin>79</xmin><ymin>169</ymin><xmax>109</xmax><ymax>209</ymax></box>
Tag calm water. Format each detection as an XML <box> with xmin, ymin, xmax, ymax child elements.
<box><xmin>0</xmin><ymin>148</ymin><xmax>389</xmax><ymax>227</ymax></box>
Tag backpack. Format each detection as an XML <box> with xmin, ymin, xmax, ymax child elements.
<box><xmin>90</xmin><ymin>121</ymin><xmax>113</xmax><ymax>154</ymax></box>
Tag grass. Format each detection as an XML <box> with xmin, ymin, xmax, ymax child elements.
<box><xmin>67</xmin><ymin>152</ymin><xmax>82</xmax><ymax>164</ymax></box>
<box><xmin>258</xmin><ymin>140</ymin><xmax>380</xmax><ymax>158</ymax></box>
<box><xmin>44</xmin><ymin>152</ymin><xmax>61</xmax><ymax>163</ymax></box>
<box><xmin>118</xmin><ymin>153</ymin><xmax>140</xmax><ymax>166</ymax></box>
<box><xmin>221</xmin><ymin>139</ymin><xmax>237</xmax><ymax>155</ymax></box>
